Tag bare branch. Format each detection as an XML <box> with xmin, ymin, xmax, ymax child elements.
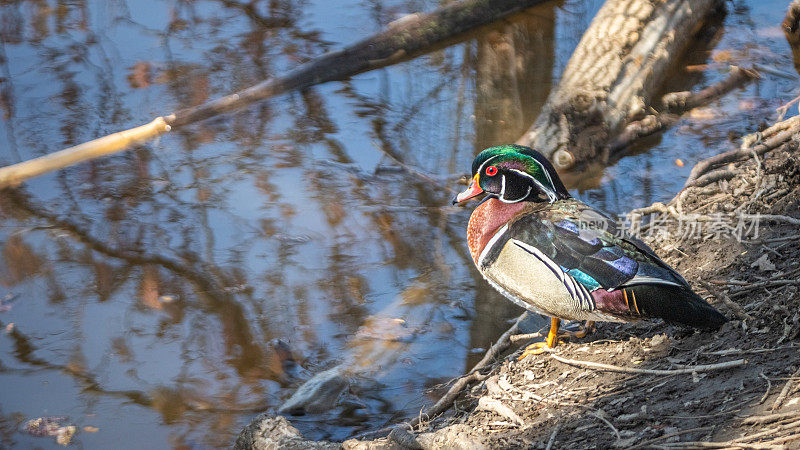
<box><xmin>550</xmin><ymin>354</ymin><xmax>746</xmax><ymax>375</ymax></box>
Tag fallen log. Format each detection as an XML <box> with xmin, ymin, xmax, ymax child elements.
<box><xmin>516</xmin><ymin>0</ymin><xmax>722</xmax><ymax>170</ymax></box>
<box><xmin>0</xmin><ymin>0</ymin><xmax>553</xmax><ymax>189</ymax></box>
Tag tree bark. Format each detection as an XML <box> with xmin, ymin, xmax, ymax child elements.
<box><xmin>516</xmin><ymin>0</ymin><xmax>720</xmax><ymax>170</ymax></box>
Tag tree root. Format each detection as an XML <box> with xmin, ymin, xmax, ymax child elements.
<box><xmin>744</xmin><ymin>411</ymin><xmax>800</xmax><ymax>426</ymax></box>
<box><xmin>685</xmin><ymin>116</ymin><xmax>800</xmax><ymax>188</ymax></box>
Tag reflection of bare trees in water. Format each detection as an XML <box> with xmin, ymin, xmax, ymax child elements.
<box><xmin>0</xmin><ymin>1</ymin><xmax>331</xmax><ymax>444</ymax></box>
<box><xmin>474</xmin><ymin>4</ymin><xmax>556</xmax><ymax>151</ymax></box>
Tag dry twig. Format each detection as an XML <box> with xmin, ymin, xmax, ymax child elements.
<box><xmin>0</xmin><ymin>118</ymin><xmax>170</xmax><ymax>188</ymax></box>
<box><xmin>743</xmin><ymin>410</ymin><xmax>800</xmax><ymax>425</ymax></box>
<box><xmin>685</xmin><ymin>116</ymin><xmax>800</xmax><ymax>187</ymax></box>
<box><xmin>730</xmin><ymin>279</ymin><xmax>800</xmax><ymax>298</ymax></box>
<box><xmin>550</xmin><ymin>354</ymin><xmax>746</xmax><ymax>375</ymax></box>
<box><xmin>406</xmin><ymin>312</ymin><xmax>527</xmax><ymax>428</ymax></box>
<box><xmin>627</xmin><ymin>426</ymin><xmax>713</xmax><ymax>450</ymax></box>
<box><xmin>699</xmin><ymin>281</ymin><xmax>752</xmax><ymax>321</ymax></box>
<box><xmin>510</xmin><ymin>331</ymin><xmax>543</xmax><ymax>343</ymax></box>
<box><xmin>730</xmin><ymin>418</ymin><xmax>800</xmax><ymax>445</ymax></box>
<box><xmin>772</xmin><ymin>368</ymin><xmax>800</xmax><ymax>411</ymax></box>
<box><xmin>590</xmin><ymin>410</ymin><xmax>620</xmax><ymax>441</ymax></box>
<box><xmin>758</xmin><ymin>214</ymin><xmax>800</xmax><ymax>226</ymax></box>
<box><xmin>760</xmin><ymin>372</ymin><xmax>774</xmax><ymax>405</ymax></box>
<box><xmin>656</xmin><ymin>441</ymin><xmax>776</xmax><ymax>449</ymax></box>
<box><xmin>476</xmin><ymin>397</ymin><xmax>525</xmax><ymax>426</ymax></box>
<box><xmin>545</xmin><ymin>423</ymin><xmax>561</xmax><ymax>450</ymax></box>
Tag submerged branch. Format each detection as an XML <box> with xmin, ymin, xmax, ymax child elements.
<box><xmin>354</xmin><ymin>312</ymin><xmax>528</xmax><ymax>440</ymax></box>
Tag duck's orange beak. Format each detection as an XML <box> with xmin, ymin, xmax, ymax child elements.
<box><xmin>453</xmin><ymin>174</ymin><xmax>483</xmax><ymax>204</ymax></box>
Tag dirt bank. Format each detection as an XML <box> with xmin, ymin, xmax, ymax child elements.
<box><xmin>237</xmin><ymin>116</ymin><xmax>800</xmax><ymax>449</ymax></box>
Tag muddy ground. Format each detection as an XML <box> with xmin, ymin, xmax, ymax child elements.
<box><xmin>236</xmin><ymin>120</ymin><xmax>800</xmax><ymax>449</ymax></box>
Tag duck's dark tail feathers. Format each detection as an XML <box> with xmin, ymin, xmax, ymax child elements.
<box><xmin>629</xmin><ymin>284</ymin><xmax>728</xmax><ymax>329</ymax></box>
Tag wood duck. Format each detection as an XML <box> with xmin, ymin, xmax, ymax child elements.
<box><xmin>453</xmin><ymin>144</ymin><xmax>727</xmax><ymax>357</ymax></box>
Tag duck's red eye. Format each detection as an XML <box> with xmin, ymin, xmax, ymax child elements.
<box><xmin>485</xmin><ymin>166</ymin><xmax>498</xmax><ymax>176</ymax></box>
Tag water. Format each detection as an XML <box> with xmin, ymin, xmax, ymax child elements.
<box><xmin>0</xmin><ymin>0</ymin><xmax>795</xmax><ymax>447</ymax></box>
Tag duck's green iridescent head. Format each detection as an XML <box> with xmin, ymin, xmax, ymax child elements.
<box><xmin>453</xmin><ymin>144</ymin><xmax>570</xmax><ymax>204</ymax></box>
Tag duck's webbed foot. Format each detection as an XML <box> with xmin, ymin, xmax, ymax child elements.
<box><xmin>519</xmin><ymin>317</ymin><xmax>561</xmax><ymax>360</ymax></box>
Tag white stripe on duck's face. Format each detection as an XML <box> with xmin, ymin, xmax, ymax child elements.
<box><xmin>475</xmin><ymin>154</ymin><xmax>560</xmax><ymax>204</ymax></box>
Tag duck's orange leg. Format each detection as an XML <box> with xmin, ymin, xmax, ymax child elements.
<box><xmin>519</xmin><ymin>317</ymin><xmax>561</xmax><ymax>360</ymax></box>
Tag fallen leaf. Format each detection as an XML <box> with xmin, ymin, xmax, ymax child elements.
<box><xmin>4</xmin><ymin>323</ymin><xmax>13</xmax><ymax>333</ymax></box>
<box><xmin>83</xmin><ymin>426</ymin><xmax>99</xmax><ymax>432</ymax></box>
<box><xmin>712</xmin><ymin>49</ymin><xmax>733</xmax><ymax>63</ymax></box>
<box><xmin>127</xmin><ymin>61</ymin><xmax>152</xmax><ymax>89</ymax></box>
<box><xmin>24</xmin><ymin>417</ymin><xmax>76</xmax><ymax>445</ymax></box>
<box><xmin>751</xmin><ymin>254</ymin><xmax>776</xmax><ymax>272</ymax></box>
<box><xmin>56</xmin><ymin>426</ymin><xmax>76</xmax><ymax>446</ymax></box>
<box><xmin>675</xmin><ymin>159</ymin><xmax>684</xmax><ymax>167</ymax></box>
<box><xmin>689</xmin><ymin>107</ymin><xmax>716</xmax><ymax>120</ymax></box>
<box><xmin>739</xmin><ymin>99</ymin><xmax>757</xmax><ymax>111</ymax></box>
